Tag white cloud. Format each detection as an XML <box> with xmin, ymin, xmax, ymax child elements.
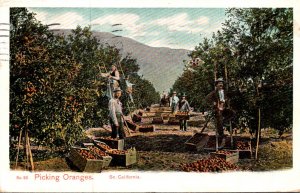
<box><xmin>29</xmin><ymin>10</ymin><xmax>216</xmax><ymax>50</ymax></box>
<box><xmin>91</xmin><ymin>13</ymin><xmax>139</xmax><ymax>26</ymax></box>
<box><xmin>202</xmin><ymin>22</ymin><xmax>223</xmax><ymax>34</ymax></box>
<box><xmin>151</xmin><ymin>13</ymin><xmax>191</xmax><ymax>32</ymax></box>
<box><xmin>150</xmin><ymin>13</ymin><xmax>209</xmax><ymax>33</ymax></box>
<box><xmin>91</xmin><ymin>13</ymin><xmax>145</xmax><ymax>38</ymax></box>
<box><xmin>196</xmin><ymin>16</ymin><xmax>209</xmax><ymax>25</ymax></box>
<box><xmin>151</xmin><ymin>13</ymin><xmax>189</xmax><ymax>26</ymax></box>
<box><xmin>147</xmin><ymin>31</ymin><xmax>161</xmax><ymax>36</ymax></box>
<box><xmin>30</xmin><ymin>10</ymin><xmax>85</xmax><ymax>29</ymax></box>
<box><xmin>33</xmin><ymin>11</ymin><xmax>48</xmax><ymax>23</ymax></box>
<box><xmin>48</xmin><ymin>12</ymin><xmax>85</xmax><ymax>29</ymax></box>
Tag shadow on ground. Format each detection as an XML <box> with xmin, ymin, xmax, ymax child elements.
<box><xmin>125</xmin><ymin>133</ymin><xmax>194</xmax><ymax>153</ymax></box>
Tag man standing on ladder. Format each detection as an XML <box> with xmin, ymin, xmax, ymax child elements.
<box><xmin>109</xmin><ymin>64</ymin><xmax>120</xmax><ymax>96</ymax></box>
<box><xmin>125</xmin><ymin>75</ymin><xmax>134</xmax><ymax>103</ymax></box>
<box><xmin>109</xmin><ymin>87</ymin><xmax>125</xmax><ymax>139</ymax></box>
<box><xmin>102</xmin><ymin>64</ymin><xmax>120</xmax><ymax>99</ymax></box>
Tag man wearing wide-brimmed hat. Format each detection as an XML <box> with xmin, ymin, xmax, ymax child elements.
<box><xmin>170</xmin><ymin>91</ymin><xmax>179</xmax><ymax>113</ymax></box>
<box><xmin>176</xmin><ymin>93</ymin><xmax>191</xmax><ymax>131</ymax></box>
<box><xmin>205</xmin><ymin>77</ymin><xmax>226</xmax><ymax>136</ymax></box>
<box><xmin>108</xmin><ymin>87</ymin><xmax>125</xmax><ymax>139</ymax></box>
<box><xmin>216</xmin><ymin>78</ymin><xmax>225</xmax><ymax>110</ymax></box>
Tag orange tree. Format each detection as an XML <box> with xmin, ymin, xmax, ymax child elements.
<box><xmin>10</xmin><ymin>8</ymin><xmax>94</xmax><ymax>147</ymax></box>
<box><xmin>222</xmin><ymin>8</ymin><xmax>293</xmax><ymax>135</ymax></box>
<box><xmin>117</xmin><ymin>54</ymin><xmax>160</xmax><ymax>111</ymax></box>
<box><xmin>172</xmin><ymin>37</ymin><xmax>216</xmax><ymax>111</ymax></box>
<box><xmin>10</xmin><ymin>8</ymin><xmax>61</xmax><ymax>147</ymax></box>
<box><xmin>129</xmin><ymin>74</ymin><xmax>160</xmax><ymax>109</ymax></box>
<box><xmin>10</xmin><ymin>8</ymin><xmax>160</xmax><ymax>150</ymax></box>
<box><xmin>94</xmin><ymin>45</ymin><xmax>160</xmax><ymax>113</ymax></box>
<box><xmin>172</xmin><ymin>8</ymin><xmax>293</xmax><ymax>135</ymax></box>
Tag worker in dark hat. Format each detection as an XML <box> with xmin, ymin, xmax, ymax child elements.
<box><xmin>108</xmin><ymin>87</ymin><xmax>125</xmax><ymax>139</ymax></box>
<box><xmin>176</xmin><ymin>93</ymin><xmax>191</xmax><ymax>131</ymax></box>
<box><xmin>216</xmin><ymin>78</ymin><xmax>225</xmax><ymax>111</ymax></box>
<box><xmin>205</xmin><ymin>78</ymin><xmax>226</xmax><ymax>136</ymax></box>
<box><xmin>170</xmin><ymin>91</ymin><xmax>179</xmax><ymax>114</ymax></box>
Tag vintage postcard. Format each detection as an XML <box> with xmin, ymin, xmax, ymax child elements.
<box><xmin>0</xmin><ymin>0</ymin><xmax>300</xmax><ymax>192</ymax></box>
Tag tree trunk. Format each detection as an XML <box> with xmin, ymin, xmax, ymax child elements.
<box><xmin>214</xmin><ymin>61</ymin><xmax>217</xmax><ymax>81</ymax></box>
<box><xmin>224</xmin><ymin>63</ymin><xmax>233</xmax><ymax>148</ymax></box>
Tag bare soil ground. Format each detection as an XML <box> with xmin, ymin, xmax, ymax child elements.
<box><xmin>10</xmin><ymin>123</ymin><xmax>292</xmax><ymax>173</ymax></box>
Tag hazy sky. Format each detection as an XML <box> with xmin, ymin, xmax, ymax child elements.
<box><xmin>28</xmin><ymin>8</ymin><xmax>226</xmax><ymax>50</ymax></box>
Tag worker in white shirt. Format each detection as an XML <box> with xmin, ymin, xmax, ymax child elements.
<box><xmin>170</xmin><ymin>91</ymin><xmax>179</xmax><ymax>114</ymax></box>
<box><xmin>108</xmin><ymin>87</ymin><xmax>125</xmax><ymax>139</ymax></box>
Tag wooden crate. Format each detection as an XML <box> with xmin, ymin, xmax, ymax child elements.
<box><xmin>94</xmin><ymin>137</ymin><xmax>124</xmax><ymax>150</ymax></box>
<box><xmin>235</xmin><ymin>150</ymin><xmax>252</xmax><ymax>159</ymax></box>
<box><xmin>125</xmin><ymin>120</ymin><xmax>138</xmax><ymax>131</ymax></box>
<box><xmin>82</xmin><ymin>143</ymin><xmax>112</xmax><ymax>168</ymax></box>
<box><xmin>68</xmin><ymin>147</ymin><xmax>104</xmax><ymax>172</ymax></box>
<box><xmin>142</xmin><ymin>112</ymin><xmax>156</xmax><ymax>117</ymax></box>
<box><xmin>138</xmin><ymin>110</ymin><xmax>144</xmax><ymax>116</ymax></box>
<box><xmin>221</xmin><ymin>137</ymin><xmax>252</xmax><ymax>159</ymax></box>
<box><xmin>93</xmin><ymin>140</ymin><xmax>112</xmax><ymax>151</ymax></box>
<box><xmin>203</xmin><ymin>135</ymin><xmax>226</xmax><ymax>151</ymax></box>
<box><xmin>141</xmin><ymin>117</ymin><xmax>153</xmax><ymax>124</ymax></box>
<box><xmin>184</xmin><ymin>133</ymin><xmax>210</xmax><ymax>151</ymax></box>
<box><xmin>175</xmin><ymin>112</ymin><xmax>190</xmax><ymax>120</ymax></box>
<box><xmin>138</xmin><ymin>125</ymin><xmax>155</xmax><ymax>132</ymax></box>
<box><xmin>158</xmin><ymin>106</ymin><xmax>170</xmax><ymax>111</ymax></box>
<box><xmin>152</xmin><ymin>117</ymin><xmax>164</xmax><ymax>124</ymax></box>
<box><xmin>149</xmin><ymin>107</ymin><xmax>160</xmax><ymax>113</ymax></box>
<box><xmin>167</xmin><ymin>116</ymin><xmax>179</xmax><ymax>125</ymax></box>
<box><xmin>132</xmin><ymin>114</ymin><xmax>142</xmax><ymax>123</ymax></box>
<box><xmin>233</xmin><ymin>138</ymin><xmax>252</xmax><ymax>159</ymax></box>
<box><xmin>210</xmin><ymin>150</ymin><xmax>239</xmax><ymax>164</ymax></box>
<box><xmin>106</xmin><ymin>149</ymin><xmax>137</xmax><ymax>167</ymax></box>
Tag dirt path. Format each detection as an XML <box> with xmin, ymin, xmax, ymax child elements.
<box><xmin>10</xmin><ymin>123</ymin><xmax>292</xmax><ymax>172</ymax></box>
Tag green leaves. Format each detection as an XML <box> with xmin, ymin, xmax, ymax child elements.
<box><xmin>172</xmin><ymin>8</ymin><xmax>292</xmax><ymax>133</ymax></box>
<box><xmin>10</xmin><ymin>8</ymin><xmax>159</xmax><ymax>150</ymax></box>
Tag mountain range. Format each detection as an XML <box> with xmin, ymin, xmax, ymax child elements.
<box><xmin>55</xmin><ymin>30</ymin><xmax>191</xmax><ymax>93</ymax></box>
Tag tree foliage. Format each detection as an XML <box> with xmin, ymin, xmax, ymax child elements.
<box><xmin>172</xmin><ymin>8</ymin><xmax>293</xmax><ymax>134</ymax></box>
<box><xmin>10</xmin><ymin>8</ymin><xmax>159</xmax><ymax>148</ymax></box>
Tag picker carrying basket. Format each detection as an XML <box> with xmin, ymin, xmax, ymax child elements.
<box><xmin>175</xmin><ymin>93</ymin><xmax>191</xmax><ymax>131</ymax></box>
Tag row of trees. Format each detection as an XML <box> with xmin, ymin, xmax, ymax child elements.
<box><xmin>10</xmin><ymin>8</ymin><xmax>160</xmax><ymax>148</ymax></box>
<box><xmin>172</xmin><ymin>8</ymin><xmax>293</xmax><ymax>134</ymax></box>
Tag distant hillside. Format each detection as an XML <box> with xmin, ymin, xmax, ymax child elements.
<box><xmin>55</xmin><ymin>30</ymin><xmax>191</xmax><ymax>93</ymax></box>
